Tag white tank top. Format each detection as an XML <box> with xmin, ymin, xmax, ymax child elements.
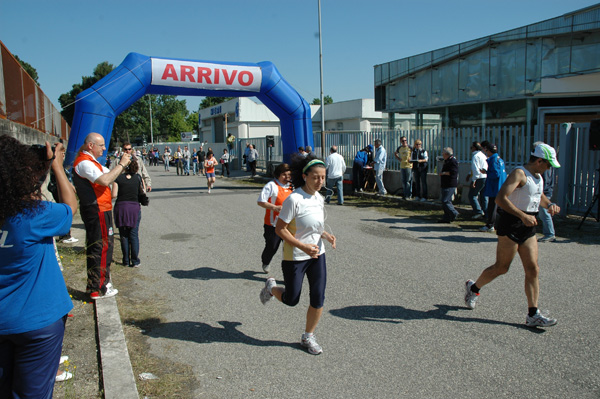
<box><xmin>507</xmin><ymin>166</ymin><xmax>543</xmax><ymax>212</ymax></box>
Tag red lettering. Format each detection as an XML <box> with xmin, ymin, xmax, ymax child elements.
<box><xmin>238</xmin><ymin>71</ymin><xmax>254</xmax><ymax>86</ymax></box>
<box><xmin>161</xmin><ymin>64</ymin><xmax>179</xmax><ymax>81</ymax></box>
<box><xmin>197</xmin><ymin>67</ymin><xmax>212</xmax><ymax>84</ymax></box>
<box><xmin>222</xmin><ymin>69</ymin><xmax>237</xmax><ymax>85</ymax></box>
<box><xmin>214</xmin><ymin>68</ymin><xmax>220</xmax><ymax>84</ymax></box>
<box><xmin>180</xmin><ymin>65</ymin><xmax>195</xmax><ymax>82</ymax></box>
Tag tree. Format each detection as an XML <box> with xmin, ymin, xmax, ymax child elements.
<box><xmin>311</xmin><ymin>95</ymin><xmax>333</xmax><ymax>105</ymax></box>
<box><xmin>14</xmin><ymin>55</ymin><xmax>40</xmax><ymax>86</ymax></box>
<box><xmin>199</xmin><ymin>96</ymin><xmax>234</xmax><ymax>110</ymax></box>
<box><xmin>59</xmin><ymin>61</ymin><xmax>114</xmax><ymax>125</ymax></box>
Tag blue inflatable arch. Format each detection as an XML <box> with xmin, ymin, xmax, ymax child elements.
<box><xmin>65</xmin><ymin>52</ymin><xmax>313</xmax><ymax>166</ymax></box>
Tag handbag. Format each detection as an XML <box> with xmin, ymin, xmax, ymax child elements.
<box><xmin>138</xmin><ymin>176</ymin><xmax>149</xmax><ymax>206</ymax></box>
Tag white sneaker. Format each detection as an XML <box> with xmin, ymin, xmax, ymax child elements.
<box><xmin>259</xmin><ymin>278</ymin><xmax>276</xmax><ymax>305</ymax></box>
<box><xmin>301</xmin><ymin>334</ymin><xmax>323</xmax><ymax>355</ymax></box>
<box><xmin>55</xmin><ymin>371</ymin><xmax>73</xmax><ymax>382</ymax></box>
<box><xmin>59</xmin><ymin>356</ymin><xmax>69</xmax><ymax>364</ymax></box>
<box><xmin>62</xmin><ymin>237</ymin><xmax>79</xmax><ymax>244</ymax></box>
<box><xmin>464</xmin><ymin>279</ymin><xmax>479</xmax><ymax>309</ymax></box>
<box><xmin>479</xmin><ymin>225</ymin><xmax>495</xmax><ymax>232</ymax></box>
<box><xmin>526</xmin><ymin>310</ymin><xmax>557</xmax><ymax>327</ymax></box>
<box><xmin>90</xmin><ymin>284</ymin><xmax>118</xmax><ymax>300</ymax></box>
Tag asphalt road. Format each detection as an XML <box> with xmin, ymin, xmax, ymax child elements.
<box><xmin>131</xmin><ymin>166</ymin><xmax>599</xmax><ymax>399</ymax></box>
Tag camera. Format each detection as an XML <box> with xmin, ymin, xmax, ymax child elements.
<box><xmin>30</xmin><ymin>144</ymin><xmax>54</xmax><ymax>162</ymax></box>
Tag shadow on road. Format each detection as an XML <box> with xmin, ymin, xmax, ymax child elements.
<box><xmin>133</xmin><ymin>318</ymin><xmax>302</xmax><ymax>350</ymax></box>
<box><xmin>168</xmin><ymin>267</ymin><xmax>265</xmax><ymax>283</ymax></box>
<box><xmin>329</xmin><ymin>304</ymin><xmax>545</xmax><ymax>333</ymax></box>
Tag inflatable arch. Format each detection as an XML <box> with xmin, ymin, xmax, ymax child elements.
<box><xmin>65</xmin><ymin>52</ymin><xmax>313</xmax><ymax>166</ymax></box>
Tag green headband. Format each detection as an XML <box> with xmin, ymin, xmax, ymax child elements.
<box><xmin>302</xmin><ymin>159</ymin><xmax>325</xmax><ymax>174</ymax></box>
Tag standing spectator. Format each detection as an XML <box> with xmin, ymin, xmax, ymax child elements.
<box><xmin>163</xmin><ymin>146</ymin><xmax>171</xmax><ymax>171</ymax></box>
<box><xmin>352</xmin><ymin>145</ymin><xmax>371</xmax><ymax>192</ymax></box>
<box><xmin>175</xmin><ymin>146</ymin><xmax>183</xmax><ymax>175</ymax></box>
<box><xmin>244</xmin><ymin>143</ymin><xmax>251</xmax><ymax>171</ymax></box>
<box><xmin>120</xmin><ymin>142</ymin><xmax>151</xmax><ymax>192</ymax></box>
<box><xmin>411</xmin><ymin>139</ymin><xmax>428</xmax><ymax>201</ymax></box>
<box><xmin>220</xmin><ymin>149</ymin><xmax>231</xmax><ymax>177</ymax></box>
<box><xmin>257</xmin><ymin>163</ymin><xmax>293</xmax><ymax>273</ymax></box>
<box><xmin>373</xmin><ymin>139</ymin><xmax>387</xmax><ymax>195</ymax></box>
<box><xmin>438</xmin><ymin>147</ymin><xmax>459</xmax><ymax>223</ymax></box>
<box><xmin>182</xmin><ymin>146</ymin><xmax>191</xmax><ymax>175</ymax></box>
<box><xmin>259</xmin><ymin>155</ymin><xmax>337</xmax><ymax>355</ymax></box>
<box><xmin>533</xmin><ymin>141</ymin><xmax>557</xmax><ymax>242</ymax></box>
<box><xmin>0</xmin><ymin>137</ymin><xmax>77</xmax><ymax>398</ymax></box>
<box><xmin>192</xmin><ymin>148</ymin><xmax>198</xmax><ymax>175</ymax></box>
<box><xmin>305</xmin><ymin>145</ymin><xmax>317</xmax><ymax>157</ymax></box>
<box><xmin>394</xmin><ymin>136</ymin><xmax>413</xmax><ymax>199</ymax></box>
<box><xmin>480</xmin><ymin>143</ymin><xmax>507</xmax><ymax>232</ymax></box>
<box><xmin>325</xmin><ymin>145</ymin><xmax>347</xmax><ymax>205</ymax></box>
<box><xmin>298</xmin><ymin>147</ymin><xmax>307</xmax><ymax>157</ymax></box>
<box><xmin>226</xmin><ymin>133</ymin><xmax>236</xmax><ymax>157</ymax></box>
<box><xmin>467</xmin><ymin>142</ymin><xmax>488</xmax><ymax>219</ymax></box>
<box><xmin>204</xmin><ymin>150</ymin><xmax>218</xmax><ymax>193</ymax></box>
<box><xmin>464</xmin><ymin>143</ymin><xmax>561</xmax><ymax>327</ymax></box>
<box><xmin>153</xmin><ymin>148</ymin><xmax>160</xmax><ymax>166</ymax></box>
<box><xmin>247</xmin><ymin>144</ymin><xmax>259</xmax><ymax>177</ymax></box>
<box><xmin>197</xmin><ymin>146</ymin><xmax>206</xmax><ymax>176</ymax></box>
<box><xmin>112</xmin><ymin>158</ymin><xmax>144</xmax><ymax>268</ymax></box>
<box><xmin>142</xmin><ymin>147</ymin><xmax>148</xmax><ymax>165</ymax></box>
<box><xmin>72</xmin><ymin>133</ymin><xmax>130</xmax><ymax>300</ymax></box>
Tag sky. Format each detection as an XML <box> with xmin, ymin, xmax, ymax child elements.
<box><xmin>2</xmin><ymin>0</ymin><xmax>599</xmax><ymax>114</ymax></box>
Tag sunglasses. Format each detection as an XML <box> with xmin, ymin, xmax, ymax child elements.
<box><xmin>124</xmin><ymin>148</ymin><xmax>133</xmax><ymax>151</ymax></box>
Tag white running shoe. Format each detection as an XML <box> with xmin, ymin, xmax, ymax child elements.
<box><xmin>62</xmin><ymin>237</ymin><xmax>79</xmax><ymax>244</ymax></box>
<box><xmin>464</xmin><ymin>280</ymin><xmax>479</xmax><ymax>309</ymax></box>
<box><xmin>479</xmin><ymin>225</ymin><xmax>495</xmax><ymax>232</ymax></box>
<box><xmin>55</xmin><ymin>371</ymin><xmax>73</xmax><ymax>382</ymax></box>
<box><xmin>259</xmin><ymin>278</ymin><xmax>276</xmax><ymax>305</ymax></box>
<box><xmin>301</xmin><ymin>334</ymin><xmax>323</xmax><ymax>355</ymax></box>
<box><xmin>90</xmin><ymin>284</ymin><xmax>118</xmax><ymax>300</ymax></box>
<box><xmin>526</xmin><ymin>310</ymin><xmax>557</xmax><ymax>327</ymax></box>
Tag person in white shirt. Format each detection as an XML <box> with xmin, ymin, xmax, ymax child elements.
<box><xmin>325</xmin><ymin>145</ymin><xmax>347</xmax><ymax>205</ymax></box>
<box><xmin>259</xmin><ymin>155</ymin><xmax>336</xmax><ymax>355</ymax></box>
<box><xmin>467</xmin><ymin>142</ymin><xmax>488</xmax><ymax>219</ymax></box>
<box><xmin>373</xmin><ymin>139</ymin><xmax>387</xmax><ymax>195</ymax></box>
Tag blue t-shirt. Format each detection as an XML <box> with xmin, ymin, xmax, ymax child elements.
<box><xmin>0</xmin><ymin>202</ymin><xmax>74</xmax><ymax>335</ymax></box>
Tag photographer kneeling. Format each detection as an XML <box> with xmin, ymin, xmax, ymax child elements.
<box><xmin>0</xmin><ymin>136</ymin><xmax>77</xmax><ymax>398</ymax></box>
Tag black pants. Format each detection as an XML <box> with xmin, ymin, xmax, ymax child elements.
<box><xmin>249</xmin><ymin>160</ymin><xmax>257</xmax><ymax>176</ymax></box>
<box><xmin>261</xmin><ymin>224</ymin><xmax>282</xmax><ymax>266</ymax></box>
<box><xmin>352</xmin><ymin>162</ymin><xmax>364</xmax><ymax>191</ymax></box>
<box><xmin>81</xmin><ymin>208</ymin><xmax>114</xmax><ymax>294</ymax></box>
<box><xmin>221</xmin><ymin>162</ymin><xmax>230</xmax><ymax>176</ymax></box>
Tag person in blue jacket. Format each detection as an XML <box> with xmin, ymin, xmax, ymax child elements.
<box><xmin>480</xmin><ymin>143</ymin><xmax>507</xmax><ymax>232</ymax></box>
<box><xmin>0</xmin><ymin>136</ymin><xmax>77</xmax><ymax>399</ymax></box>
<box><xmin>352</xmin><ymin>145</ymin><xmax>372</xmax><ymax>192</ymax></box>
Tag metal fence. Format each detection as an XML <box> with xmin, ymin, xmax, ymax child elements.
<box><xmin>0</xmin><ymin>40</ymin><xmax>70</xmax><ymax>140</ymax></box>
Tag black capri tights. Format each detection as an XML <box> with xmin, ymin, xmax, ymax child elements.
<box><xmin>281</xmin><ymin>253</ymin><xmax>327</xmax><ymax>309</ymax></box>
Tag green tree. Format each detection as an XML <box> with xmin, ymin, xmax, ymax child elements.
<box><xmin>311</xmin><ymin>95</ymin><xmax>333</xmax><ymax>105</ymax></box>
<box><xmin>186</xmin><ymin>112</ymin><xmax>200</xmax><ymax>134</ymax></box>
<box><xmin>59</xmin><ymin>61</ymin><xmax>114</xmax><ymax>125</ymax></box>
<box><xmin>199</xmin><ymin>96</ymin><xmax>234</xmax><ymax>110</ymax></box>
<box><xmin>14</xmin><ymin>55</ymin><xmax>40</xmax><ymax>86</ymax></box>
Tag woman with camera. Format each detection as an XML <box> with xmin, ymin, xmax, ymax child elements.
<box><xmin>0</xmin><ymin>136</ymin><xmax>77</xmax><ymax>398</ymax></box>
<box><xmin>112</xmin><ymin>158</ymin><xmax>146</xmax><ymax>268</ymax></box>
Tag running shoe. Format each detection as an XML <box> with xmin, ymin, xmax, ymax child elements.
<box><xmin>538</xmin><ymin>235</ymin><xmax>556</xmax><ymax>243</ymax></box>
<box><xmin>62</xmin><ymin>236</ymin><xmax>79</xmax><ymax>244</ymax></box>
<box><xmin>259</xmin><ymin>278</ymin><xmax>276</xmax><ymax>305</ymax></box>
<box><xmin>301</xmin><ymin>334</ymin><xmax>323</xmax><ymax>355</ymax></box>
<box><xmin>262</xmin><ymin>264</ymin><xmax>270</xmax><ymax>273</ymax></box>
<box><xmin>90</xmin><ymin>284</ymin><xmax>118</xmax><ymax>300</ymax></box>
<box><xmin>479</xmin><ymin>225</ymin><xmax>495</xmax><ymax>232</ymax></box>
<box><xmin>472</xmin><ymin>213</ymin><xmax>484</xmax><ymax>220</ymax></box>
<box><xmin>526</xmin><ymin>310</ymin><xmax>557</xmax><ymax>327</ymax></box>
<box><xmin>464</xmin><ymin>279</ymin><xmax>479</xmax><ymax>309</ymax></box>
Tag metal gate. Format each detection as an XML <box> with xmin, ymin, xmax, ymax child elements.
<box><xmin>555</xmin><ymin>123</ymin><xmax>600</xmax><ymax>216</ymax></box>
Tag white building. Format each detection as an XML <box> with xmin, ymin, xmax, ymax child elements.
<box><xmin>198</xmin><ymin>97</ymin><xmax>441</xmax><ymax>143</ymax></box>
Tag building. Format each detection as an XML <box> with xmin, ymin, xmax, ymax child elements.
<box><xmin>374</xmin><ymin>4</ymin><xmax>600</xmax><ymax>131</ymax></box>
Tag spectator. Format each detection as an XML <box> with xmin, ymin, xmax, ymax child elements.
<box><xmin>533</xmin><ymin>141</ymin><xmax>557</xmax><ymax>242</ymax></box>
<box><xmin>197</xmin><ymin>146</ymin><xmax>206</xmax><ymax>176</ymax></box>
<box><xmin>163</xmin><ymin>146</ymin><xmax>171</xmax><ymax>171</ymax></box>
<box><xmin>0</xmin><ymin>137</ymin><xmax>77</xmax><ymax>397</ymax></box>
<box><xmin>298</xmin><ymin>146</ymin><xmax>307</xmax><ymax>157</ymax></box>
<box><xmin>204</xmin><ymin>150</ymin><xmax>218</xmax><ymax>193</ymax></box>
<box><xmin>175</xmin><ymin>146</ymin><xmax>183</xmax><ymax>175</ymax></box>
<box><xmin>411</xmin><ymin>139</ymin><xmax>428</xmax><ymax>201</ymax></box>
<box><xmin>72</xmin><ymin>132</ymin><xmax>130</xmax><ymax>299</ymax></box>
<box><xmin>259</xmin><ymin>154</ymin><xmax>337</xmax><ymax>355</ymax></box>
<box><xmin>352</xmin><ymin>145</ymin><xmax>372</xmax><ymax>192</ymax></box>
<box><xmin>142</xmin><ymin>147</ymin><xmax>148</xmax><ymax>165</ymax></box>
<box><xmin>244</xmin><ymin>143</ymin><xmax>251</xmax><ymax>171</ymax></box>
<box><xmin>120</xmin><ymin>142</ymin><xmax>151</xmax><ymax>192</ymax></box>
<box><xmin>182</xmin><ymin>146</ymin><xmax>191</xmax><ymax>176</ymax></box>
<box><xmin>305</xmin><ymin>145</ymin><xmax>317</xmax><ymax>157</ymax></box>
<box><xmin>394</xmin><ymin>136</ymin><xmax>412</xmax><ymax>199</ymax></box>
<box><xmin>325</xmin><ymin>145</ymin><xmax>347</xmax><ymax>205</ymax></box>
<box><xmin>227</xmin><ymin>133</ymin><xmax>236</xmax><ymax>157</ymax></box>
<box><xmin>373</xmin><ymin>139</ymin><xmax>387</xmax><ymax>195</ymax></box>
<box><xmin>220</xmin><ymin>148</ymin><xmax>230</xmax><ymax>177</ymax></box>
<box><xmin>257</xmin><ymin>163</ymin><xmax>293</xmax><ymax>273</ymax></box>
<box><xmin>247</xmin><ymin>144</ymin><xmax>259</xmax><ymax>177</ymax></box>
<box><xmin>192</xmin><ymin>148</ymin><xmax>198</xmax><ymax>175</ymax></box>
<box><xmin>467</xmin><ymin>142</ymin><xmax>488</xmax><ymax>219</ymax></box>
<box><xmin>479</xmin><ymin>143</ymin><xmax>507</xmax><ymax>232</ymax></box>
<box><xmin>112</xmin><ymin>158</ymin><xmax>144</xmax><ymax>268</ymax></box>
<box><xmin>438</xmin><ymin>147</ymin><xmax>460</xmax><ymax>223</ymax></box>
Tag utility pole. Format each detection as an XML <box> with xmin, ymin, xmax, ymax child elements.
<box><xmin>149</xmin><ymin>95</ymin><xmax>154</xmax><ymax>145</ymax></box>
<box><xmin>318</xmin><ymin>0</ymin><xmax>325</xmax><ymax>157</ymax></box>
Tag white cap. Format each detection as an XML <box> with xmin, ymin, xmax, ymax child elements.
<box><xmin>531</xmin><ymin>143</ymin><xmax>560</xmax><ymax>168</ymax></box>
